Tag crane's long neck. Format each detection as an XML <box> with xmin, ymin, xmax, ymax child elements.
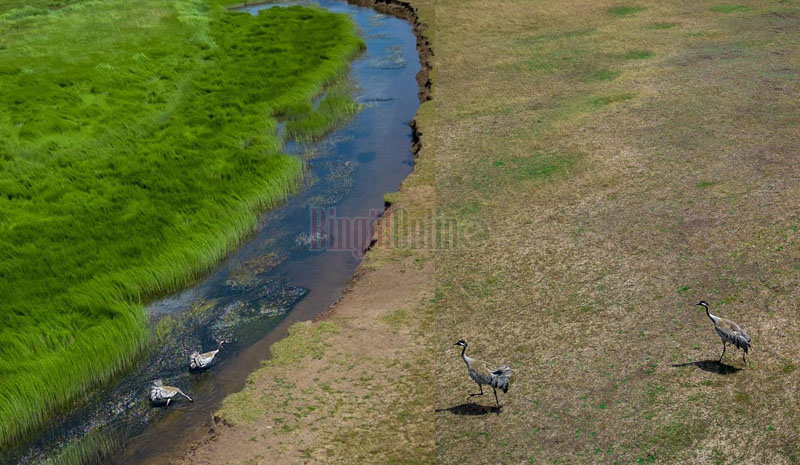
<box><xmin>705</xmin><ymin>306</ymin><xmax>717</xmax><ymax>325</ymax></box>
<box><xmin>461</xmin><ymin>345</ymin><xmax>471</xmax><ymax>368</ymax></box>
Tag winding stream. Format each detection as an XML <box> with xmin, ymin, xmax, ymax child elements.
<box><xmin>1</xmin><ymin>2</ymin><xmax>420</xmax><ymax>464</ymax></box>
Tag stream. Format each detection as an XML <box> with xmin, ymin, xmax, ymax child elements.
<box><xmin>0</xmin><ymin>1</ymin><xmax>420</xmax><ymax>463</ymax></box>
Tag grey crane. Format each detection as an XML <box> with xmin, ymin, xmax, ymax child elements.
<box><xmin>697</xmin><ymin>301</ymin><xmax>751</xmax><ymax>365</ymax></box>
<box><xmin>454</xmin><ymin>339</ymin><xmax>512</xmax><ymax>408</ymax></box>
<box><xmin>189</xmin><ymin>341</ymin><xmax>225</xmax><ymax>371</ymax></box>
<box><xmin>149</xmin><ymin>379</ymin><xmax>193</xmax><ymax>406</ymax></box>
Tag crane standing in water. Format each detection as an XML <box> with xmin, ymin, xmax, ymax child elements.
<box><xmin>149</xmin><ymin>379</ymin><xmax>193</xmax><ymax>406</ymax></box>
<box><xmin>189</xmin><ymin>341</ymin><xmax>225</xmax><ymax>371</ymax></box>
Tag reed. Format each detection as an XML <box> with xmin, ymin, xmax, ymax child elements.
<box><xmin>40</xmin><ymin>428</ymin><xmax>124</xmax><ymax>465</ymax></box>
<box><xmin>0</xmin><ymin>0</ymin><xmax>363</xmax><ymax>447</ymax></box>
<box><xmin>284</xmin><ymin>81</ymin><xmax>362</xmax><ymax>142</ymax></box>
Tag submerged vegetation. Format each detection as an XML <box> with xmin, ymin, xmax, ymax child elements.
<box><xmin>283</xmin><ymin>81</ymin><xmax>361</xmax><ymax>142</ymax></box>
<box><xmin>0</xmin><ymin>0</ymin><xmax>363</xmax><ymax>446</ymax></box>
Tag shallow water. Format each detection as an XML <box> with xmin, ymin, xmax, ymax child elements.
<box><xmin>1</xmin><ymin>2</ymin><xmax>419</xmax><ymax>464</ymax></box>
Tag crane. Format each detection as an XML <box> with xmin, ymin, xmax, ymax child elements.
<box><xmin>149</xmin><ymin>379</ymin><xmax>193</xmax><ymax>406</ymax></box>
<box><xmin>454</xmin><ymin>339</ymin><xmax>512</xmax><ymax>408</ymax></box>
<box><xmin>189</xmin><ymin>341</ymin><xmax>225</xmax><ymax>371</ymax></box>
<box><xmin>697</xmin><ymin>301</ymin><xmax>751</xmax><ymax>365</ymax></box>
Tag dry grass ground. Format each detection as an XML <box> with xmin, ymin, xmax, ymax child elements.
<box><xmin>184</xmin><ymin>257</ymin><xmax>434</xmax><ymax>465</ymax></box>
<box><xmin>434</xmin><ymin>0</ymin><xmax>800</xmax><ymax>464</ymax></box>
<box><xmin>183</xmin><ymin>0</ymin><xmax>800</xmax><ymax>463</ymax></box>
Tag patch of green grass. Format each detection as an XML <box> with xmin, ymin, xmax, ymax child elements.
<box><xmin>512</xmin><ymin>151</ymin><xmax>579</xmax><ymax>181</ymax></box>
<box><xmin>0</xmin><ymin>0</ymin><xmax>363</xmax><ymax>446</ymax></box>
<box><xmin>698</xmin><ymin>180</ymin><xmax>719</xmax><ymax>188</ymax></box>
<box><xmin>608</xmin><ymin>6</ymin><xmax>647</xmax><ymax>17</ymax></box>
<box><xmin>782</xmin><ymin>363</ymin><xmax>797</xmax><ymax>374</ymax></box>
<box><xmin>381</xmin><ymin>308</ymin><xmax>409</xmax><ymax>331</ymax></box>
<box><xmin>506</xmin><ymin>30</ymin><xmax>631</xmax><ymax>87</ymax></box>
<box><xmin>519</xmin><ymin>45</ymin><xmax>592</xmax><ymax>73</ymax></box>
<box><xmin>590</xmin><ymin>93</ymin><xmax>636</xmax><ymax>107</ymax></box>
<box><xmin>0</xmin><ymin>0</ymin><xmax>77</xmax><ymax>14</ymax></box>
<box><xmin>217</xmin><ymin>321</ymin><xmax>340</xmax><ymax>426</ymax></box>
<box><xmin>584</xmin><ymin>69</ymin><xmax>621</xmax><ymax>82</ymax></box>
<box><xmin>382</xmin><ymin>191</ymin><xmax>400</xmax><ymax>206</ymax></box>
<box><xmin>268</xmin><ymin>321</ymin><xmax>340</xmax><ymax>366</ymax></box>
<box><xmin>624</xmin><ymin>50</ymin><xmax>654</xmax><ymax>60</ymax></box>
<box><xmin>709</xmin><ymin>4</ymin><xmax>752</xmax><ymax>13</ymax></box>
<box><xmin>649</xmin><ymin>22</ymin><xmax>678</xmax><ymax>29</ymax></box>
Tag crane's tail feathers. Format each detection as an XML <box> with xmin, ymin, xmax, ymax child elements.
<box><xmin>490</xmin><ymin>365</ymin><xmax>512</xmax><ymax>393</ymax></box>
<box><xmin>733</xmin><ymin>333</ymin><xmax>751</xmax><ymax>352</ymax></box>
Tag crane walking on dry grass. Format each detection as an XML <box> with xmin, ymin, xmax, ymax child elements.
<box><xmin>149</xmin><ymin>379</ymin><xmax>193</xmax><ymax>406</ymax></box>
<box><xmin>697</xmin><ymin>301</ymin><xmax>751</xmax><ymax>365</ymax></box>
<box><xmin>454</xmin><ymin>339</ymin><xmax>512</xmax><ymax>408</ymax></box>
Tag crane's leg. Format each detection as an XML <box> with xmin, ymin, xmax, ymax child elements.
<box><xmin>742</xmin><ymin>351</ymin><xmax>747</xmax><ymax>365</ymax></box>
<box><xmin>493</xmin><ymin>387</ymin><xmax>500</xmax><ymax>409</ymax></box>
<box><xmin>468</xmin><ymin>383</ymin><xmax>484</xmax><ymax>398</ymax></box>
<box><xmin>719</xmin><ymin>341</ymin><xmax>726</xmax><ymax>363</ymax></box>
<box><xmin>166</xmin><ymin>398</ymin><xmax>171</xmax><ymax>407</ymax></box>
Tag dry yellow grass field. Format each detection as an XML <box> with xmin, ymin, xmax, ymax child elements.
<box><xmin>184</xmin><ymin>0</ymin><xmax>800</xmax><ymax>463</ymax></box>
<box><xmin>434</xmin><ymin>0</ymin><xmax>800</xmax><ymax>463</ymax></box>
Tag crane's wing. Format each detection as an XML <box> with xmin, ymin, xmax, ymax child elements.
<box><xmin>724</xmin><ymin>321</ymin><xmax>750</xmax><ymax>340</ymax></box>
<box><xmin>489</xmin><ymin>365</ymin><xmax>512</xmax><ymax>393</ymax></box>
<box><xmin>720</xmin><ymin>319</ymin><xmax>751</xmax><ymax>349</ymax></box>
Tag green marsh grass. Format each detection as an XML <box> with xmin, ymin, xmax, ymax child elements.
<box><xmin>283</xmin><ymin>81</ymin><xmax>361</xmax><ymax>142</ymax></box>
<box><xmin>0</xmin><ymin>0</ymin><xmax>364</xmax><ymax>447</ymax></box>
<box><xmin>40</xmin><ymin>428</ymin><xmax>123</xmax><ymax>465</ymax></box>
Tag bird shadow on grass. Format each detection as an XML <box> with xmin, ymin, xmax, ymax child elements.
<box><xmin>672</xmin><ymin>360</ymin><xmax>741</xmax><ymax>375</ymax></box>
<box><xmin>435</xmin><ymin>403</ymin><xmax>501</xmax><ymax>415</ymax></box>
